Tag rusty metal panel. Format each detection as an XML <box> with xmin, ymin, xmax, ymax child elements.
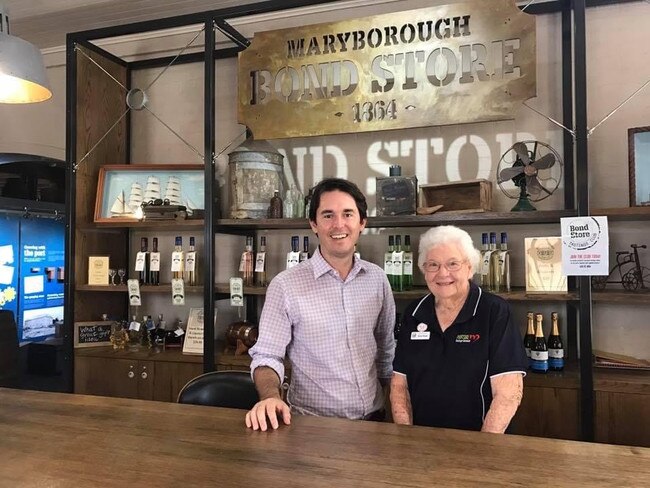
<box><xmin>238</xmin><ymin>0</ymin><xmax>536</xmax><ymax>140</ymax></box>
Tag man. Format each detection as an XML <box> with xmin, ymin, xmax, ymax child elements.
<box><xmin>246</xmin><ymin>178</ymin><xmax>395</xmax><ymax>431</ymax></box>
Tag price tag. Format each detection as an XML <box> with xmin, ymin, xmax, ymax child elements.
<box><xmin>127</xmin><ymin>279</ymin><xmax>141</xmax><ymax>306</ymax></box>
<box><xmin>171</xmin><ymin>278</ymin><xmax>185</xmax><ymax>306</ymax></box>
<box><xmin>171</xmin><ymin>251</ymin><xmax>183</xmax><ymax>272</ymax></box>
<box><xmin>149</xmin><ymin>252</ymin><xmax>161</xmax><ymax>272</ymax></box>
<box><xmin>185</xmin><ymin>251</ymin><xmax>196</xmax><ymax>272</ymax></box>
<box><xmin>135</xmin><ymin>252</ymin><xmax>146</xmax><ymax>271</ymax></box>
<box><xmin>255</xmin><ymin>252</ymin><xmax>266</xmax><ymax>273</ymax></box>
<box><xmin>230</xmin><ymin>277</ymin><xmax>243</xmax><ymax>307</ymax></box>
<box><xmin>129</xmin><ymin>320</ymin><xmax>141</xmax><ymax>331</ymax></box>
<box><xmin>174</xmin><ymin>327</ymin><xmax>185</xmax><ymax>337</ymax></box>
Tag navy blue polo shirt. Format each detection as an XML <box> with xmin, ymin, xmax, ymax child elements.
<box><xmin>393</xmin><ymin>282</ymin><xmax>527</xmax><ymax>431</ymax></box>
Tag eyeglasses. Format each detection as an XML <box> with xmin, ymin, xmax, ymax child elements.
<box><xmin>422</xmin><ymin>260</ymin><xmax>466</xmax><ymax>273</ymax></box>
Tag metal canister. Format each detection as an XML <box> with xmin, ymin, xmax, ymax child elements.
<box><xmin>228</xmin><ymin>139</ymin><xmax>284</xmax><ymax>219</ymax></box>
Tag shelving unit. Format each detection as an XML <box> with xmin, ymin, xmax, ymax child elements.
<box><xmin>62</xmin><ymin>0</ymin><xmax>648</xmax><ymax>446</ymax></box>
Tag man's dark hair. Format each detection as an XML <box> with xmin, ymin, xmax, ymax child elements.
<box><xmin>308</xmin><ymin>178</ymin><xmax>368</xmax><ymax>222</ymax></box>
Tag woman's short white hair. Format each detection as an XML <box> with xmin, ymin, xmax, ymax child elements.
<box><xmin>418</xmin><ymin>225</ymin><xmax>481</xmax><ymax>272</ymax></box>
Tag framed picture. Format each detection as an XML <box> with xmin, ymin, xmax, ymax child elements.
<box><xmin>94</xmin><ymin>164</ymin><xmax>205</xmax><ymax>223</ymax></box>
<box><xmin>628</xmin><ymin>126</ymin><xmax>650</xmax><ymax>207</ymax></box>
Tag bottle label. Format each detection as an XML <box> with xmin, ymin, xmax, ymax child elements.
<box><xmin>127</xmin><ymin>279</ymin><xmax>141</xmax><ymax>306</ymax></box>
<box><xmin>135</xmin><ymin>252</ymin><xmax>147</xmax><ymax>271</ymax></box>
<box><xmin>149</xmin><ymin>252</ymin><xmax>161</xmax><ymax>271</ymax></box>
<box><xmin>286</xmin><ymin>251</ymin><xmax>300</xmax><ymax>269</ymax></box>
<box><xmin>384</xmin><ymin>252</ymin><xmax>394</xmax><ymax>275</ymax></box>
<box><xmin>530</xmin><ymin>350</ymin><xmax>548</xmax><ymax>361</ymax></box>
<box><xmin>403</xmin><ymin>252</ymin><xmax>413</xmax><ymax>275</ymax></box>
<box><xmin>530</xmin><ymin>359</ymin><xmax>549</xmax><ymax>372</ymax></box>
<box><xmin>239</xmin><ymin>252</ymin><xmax>248</xmax><ymax>272</ymax></box>
<box><xmin>481</xmin><ymin>251</ymin><xmax>492</xmax><ymax>275</ymax></box>
<box><xmin>171</xmin><ymin>251</ymin><xmax>183</xmax><ymax>272</ymax></box>
<box><xmin>185</xmin><ymin>251</ymin><xmax>196</xmax><ymax>272</ymax></box>
<box><xmin>255</xmin><ymin>252</ymin><xmax>266</xmax><ymax>273</ymax></box>
<box><xmin>171</xmin><ymin>278</ymin><xmax>185</xmax><ymax>306</ymax></box>
<box><xmin>549</xmin><ymin>357</ymin><xmax>565</xmax><ymax>369</ymax></box>
<box><xmin>548</xmin><ymin>348</ymin><xmax>564</xmax><ymax>359</ymax></box>
<box><xmin>392</xmin><ymin>251</ymin><xmax>404</xmax><ymax>275</ymax></box>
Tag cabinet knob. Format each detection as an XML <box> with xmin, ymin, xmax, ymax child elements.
<box><xmin>141</xmin><ymin>372</ymin><xmax>148</xmax><ymax>379</ymax></box>
<box><xmin>127</xmin><ymin>371</ymin><xmax>135</xmax><ymax>379</ymax></box>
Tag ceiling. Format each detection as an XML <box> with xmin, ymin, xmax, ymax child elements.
<box><xmin>2</xmin><ymin>0</ymin><xmax>281</xmax><ymax>49</ymax></box>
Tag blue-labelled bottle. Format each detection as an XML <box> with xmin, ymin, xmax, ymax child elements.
<box><xmin>530</xmin><ymin>313</ymin><xmax>549</xmax><ymax>373</ymax></box>
<box><xmin>548</xmin><ymin>312</ymin><xmax>565</xmax><ymax>371</ymax></box>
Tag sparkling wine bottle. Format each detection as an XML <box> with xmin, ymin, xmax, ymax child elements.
<box><xmin>530</xmin><ymin>313</ymin><xmax>549</xmax><ymax>374</ymax></box>
<box><xmin>548</xmin><ymin>312</ymin><xmax>565</xmax><ymax>371</ymax></box>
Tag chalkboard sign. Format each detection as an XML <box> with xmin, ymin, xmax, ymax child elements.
<box><xmin>74</xmin><ymin>321</ymin><xmax>113</xmax><ymax>348</ymax></box>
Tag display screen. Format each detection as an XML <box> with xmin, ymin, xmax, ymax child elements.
<box><xmin>0</xmin><ymin>215</ymin><xmax>64</xmax><ymax>342</ymax></box>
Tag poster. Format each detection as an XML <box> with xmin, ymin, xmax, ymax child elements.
<box><xmin>19</xmin><ymin>219</ymin><xmax>65</xmax><ymax>341</ymax></box>
<box><xmin>561</xmin><ymin>216</ymin><xmax>609</xmax><ymax>276</ymax></box>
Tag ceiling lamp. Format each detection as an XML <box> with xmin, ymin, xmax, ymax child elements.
<box><xmin>0</xmin><ymin>4</ymin><xmax>52</xmax><ymax>103</ymax></box>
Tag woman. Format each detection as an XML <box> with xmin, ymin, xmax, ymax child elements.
<box><xmin>391</xmin><ymin>225</ymin><xmax>527</xmax><ymax>433</ymax></box>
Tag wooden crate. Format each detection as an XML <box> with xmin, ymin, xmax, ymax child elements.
<box><xmin>419</xmin><ymin>179</ymin><xmax>492</xmax><ymax>212</ymax></box>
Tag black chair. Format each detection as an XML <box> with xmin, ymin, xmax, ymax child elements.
<box><xmin>0</xmin><ymin>310</ymin><xmax>20</xmax><ymax>388</ymax></box>
<box><xmin>177</xmin><ymin>371</ymin><xmax>259</xmax><ymax>409</ymax></box>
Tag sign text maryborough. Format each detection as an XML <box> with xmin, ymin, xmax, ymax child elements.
<box><xmin>238</xmin><ymin>0</ymin><xmax>535</xmax><ymax>139</ymax></box>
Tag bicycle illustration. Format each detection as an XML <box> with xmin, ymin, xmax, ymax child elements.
<box><xmin>591</xmin><ymin>244</ymin><xmax>650</xmax><ymax>291</ymax></box>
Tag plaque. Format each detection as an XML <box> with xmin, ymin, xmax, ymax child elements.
<box><xmin>88</xmin><ymin>256</ymin><xmax>109</xmax><ymax>285</ymax></box>
<box><xmin>525</xmin><ymin>237</ymin><xmax>568</xmax><ymax>293</ymax></box>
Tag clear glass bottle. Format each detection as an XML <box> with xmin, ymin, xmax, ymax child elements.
<box><xmin>138</xmin><ymin>237</ymin><xmax>149</xmax><ymax>285</ymax></box>
<box><xmin>477</xmin><ymin>232</ymin><xmax>489</xmax><ymax>286</ymax></box>
<box><xmin>286</xmin><ymin>236</ymin><xmax>300</xmax><ymax>269</ymax></box>
<box><xmin>185</xmin><ymin>236</ymin><xmax>197</xmax><ymax>286</ymax></box>
<box><xmin>403</xmin><ymin>235</ymin><xmax>413</xmax><ymax>291</ymax></box>
<box><xmin>488</xmin><ymin>232</ymin><xmax>500</xmax><ymax>292</ymax></box>
<box><xmin>499</xmin><ymin>232</ymin><xmax>511</xmax><ymax>292</ymax></box>
<box><xmin>299</xmin><ymin>236</ymin><xmax>310</xmax><ymax>262</ymax></box>
<box><xmin>172</xmin><ymin>236</ymin><xmax>183</xmax><ymax>280</ymax></box>
<box><xmin>240</xmin><ymin>236</ymin><xmax>254</xmax><ymax>286</ymax></box>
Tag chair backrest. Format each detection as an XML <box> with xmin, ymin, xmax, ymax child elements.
<box><xmin>177</xmin><ymin>371</ymin><xmax>259</xmax><ymax>409</ymax></box>
<box><xmin>0</xmin><ymin>310</ymin><xmax>20</xmax><ymax>388</ymax></box>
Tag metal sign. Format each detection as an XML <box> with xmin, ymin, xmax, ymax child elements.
<box><xmin>238</xmin><ymin>0</ymin><xmax>536</xmax><ymax>139</ymax></box>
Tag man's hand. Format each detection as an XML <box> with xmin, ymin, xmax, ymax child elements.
<box><xmin>245</xmin><ymin>398</ymin><xmax>291</xmax><ymax>431</ymax></box>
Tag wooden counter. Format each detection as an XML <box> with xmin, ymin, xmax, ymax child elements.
<box><xmin>1</xmin><ymin>388</ymin><xmax>648</xmax><ymax>487</ymax></box>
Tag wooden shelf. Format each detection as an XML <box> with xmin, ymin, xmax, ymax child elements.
<box><xmin>594</xmin><ymin>368</ymin><xmax>650</xmax><ymax>394</ymax></box>
<box><xmin>77</xmin><ymin>220</ymin><xmax>204</xmax><ymax>231</ymax></box>
<box><xmin>76</xmin><ymin>284</ymin><xmax>204</xmax><ymax>293</ymax></box>
<box><xmin>592</xmin><ymin>289</ymin><xmax>650</xmax><ymax>303</ymax></box>
<box><xmin>592</xmin><ymin>207</ymin><xmax>650</xmax><ymax>221</ymax></box>
<box><xmin>215</xmin><ymin>210</ymin><xmax>576</xmax><ymax>231</ymax></box>
<box><xmin>524</xmin><ymin>362</ymin><xmax>580</xmax><ymax>389</ymax></box>
<box><xmin>214</xmin><ymin>284</ymin><xmax>578</xmax><ymax>302</ymax></box>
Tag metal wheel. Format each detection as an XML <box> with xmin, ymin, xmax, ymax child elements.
<box><xmin>591</xmin><ymin>275</ymin><xmax>607</xmax><ymax>291</ymax></box>
<box><xmin>622</xmin><ymin>269</ymin><xmax>640</xmax><ymax>291</ymax></box>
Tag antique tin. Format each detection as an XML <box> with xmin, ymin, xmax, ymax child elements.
<box><xmin>229</xmin><ymin>139</ymin><xmax>284</xmax><ymax>219</ymax></box>
<box><xmin>376</xmin><ymin>175</ymin><xmax>418</xmax><ymax>216</ymax></box>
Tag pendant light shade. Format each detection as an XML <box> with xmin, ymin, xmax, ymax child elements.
<box><xmin>0</xmin><ymin>5</ymin><xmax>52</xmax><ymax>103</ymax></box>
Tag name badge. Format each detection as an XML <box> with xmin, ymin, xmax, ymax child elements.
<box><xmin>411</xmin><ymin>331</ymin><xmax>430</xmax><ymax>340</ymax></box>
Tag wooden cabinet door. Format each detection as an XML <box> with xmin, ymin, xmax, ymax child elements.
<box><xmin>510</xmin><ymin>386</ymin><xmax>580</xmax><ymax>440</ymax></box>
<box><xmin>595</xmin><ymin>391</ymin><xmax>650</xmax><ymax>447</ymax></box>
<box><xmin>75</xmin><ymin>356</ymin><xmax>139</xmax><ymax>399</ymax></box>
<box><xmin>137</xmin><ymin>360</ymin><xmax>155</xmax><ymax>401</ymax></box>
<box><xmin>152</xmin><ymin>361</ymin><xmax>203</xmax><ymax>402</ymax></box>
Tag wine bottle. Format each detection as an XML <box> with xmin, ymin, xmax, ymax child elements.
<box><xmin>548</xmin><ymin>312</ymin><xmax>565</xmax><ymax>371</ymax></box>
<box><xmin>138</xmin><ymin>237</ymin><xmax>149</xmax><ymax>285</ymax></box>
<box><xmin>149</xmin><ymin>237</ymin><xmax>160</xmax><ymax>285</ymax></box>
<box><xmin>185</xmin><ymin>236</ymin><xmax>197</xmax><ymax>286</ymax></box>
<box><xmin>255</xmin><ymin>236</ymin><xmax>268</xmax><ymax>287</ymax></box>
<box><xmin>488</xmin><ymin>232</ymin><xmax>501</xmax><ymax>292</ymax></box>
<box><xmin>239</xmin><ymin>236</ymin><xmax>254</xmax><ymax>286</ymax></box>
<box><xmin>530</xmin><ymin>313</ymin><xmax>549</xmax><ymax>373</ymax></box>
<box><xmin>286</xmin><ymin>236</ymin><xmax>300</xmax><ymax>269</ymax></box>
<box><xmin>499</xmin><ymin>232</ymin><xmax>511</xmax><ymax>292</ymax></box>
<box><xmin>392</xmin><ymin>235</ymin><xmax>404</xmax><ymax>292</ymax></box>
<box><xmin>479</xmin><ymin>232</ymin><xmax>490</xmax><ymax>288</ymax></box>
<box><xmin>403</xmin><ymin>235</ymin><xmax>413</xmax><ymax>291</ymax></box>
<box><xmin>300</xmin><ymin>236</ymin><xmax>310</xmax><ymax>262</ymax></box>
<box><xmin>523</xmin><ymin>311</ymin><xmax>535</xmax><ymax>364</ymax></box>
<box><xmin>171</xmin><ymin>236</ymin><xmax>184</xmax><ymax>280</ymax></box>
<box><xmin>384</xmin><ymin>235</ymin><xmax>395</xmax><ymax>288</ymax></box>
